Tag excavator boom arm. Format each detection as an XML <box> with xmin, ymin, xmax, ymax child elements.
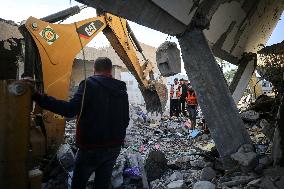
<box><xmin>24</xmin><ymin>12</ymin><xmax>167</xmax><ymax>148</ymax></box>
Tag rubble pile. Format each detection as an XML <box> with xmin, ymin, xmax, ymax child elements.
<box><xmin>42</xmin><ymin>98</ymin><xmax>283</xmax><ymax>189</ymax></box>
<box><xmin>109</xmin><ymin>105</ymin><xmax>221</xmax><ymax>189</ymax></box>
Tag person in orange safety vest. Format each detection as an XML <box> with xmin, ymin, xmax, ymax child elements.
<box><xmin>186</xmin><ymin>85</ymin><xmax>198</xmax><ymax>129</ymax></box>
<box><xmin>170</xmin><ymin>78</ymin><xmax>181</xmax><ymax>117</ymax></box>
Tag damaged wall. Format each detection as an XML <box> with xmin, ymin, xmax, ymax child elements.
<box><xmin>205</xmin><ymin>0</ymin><xmax>283</xmax><ymax>64</ymax></box>
<box><xmin>0</xmin><ymin>19</ymin><xmax>23</xmax><ymax>79</ymax></box>
<box><xmin>72</xmin><ymin>43</ymin><xmax>159</xmax><ymax>86</ymax></box>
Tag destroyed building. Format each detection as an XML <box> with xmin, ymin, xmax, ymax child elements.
<box><xmin>72</xmin><ymin>43</ymin><xmax>159</xmax><ymax>104</ymax></box>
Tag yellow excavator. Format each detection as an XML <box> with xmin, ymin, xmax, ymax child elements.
<box><xmin>0</xmin><ymin>6</ymin><xmax>167</xmax><ymax>188</ymax></box>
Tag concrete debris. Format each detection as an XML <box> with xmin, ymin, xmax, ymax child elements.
<box><xmin>169</xmin><ymin>171</ymin><xmax>183</xmax><ymax>181</ymax></box>
<box><xmin>221</xmin><ymin>176</ymin><xmax>256</xmax><ymax>187</ymax></box>
<box><xmin>200</xmin><ymin>167</ymin><xmax>216</xmax><ymax>181</ymax></box>
<box><xmin>56</xmin><ymin>144</ymin><xmax>75</xmax><ymax>172</ymax></box>
<box><xmin>257</xmin><ymin>176</ymin><xmax>284</xmax><ymax>189</ymax></box>
<box><xmin>247</xmin><ymin>178</ymin><xmax>262</xmax><ymax>186</ymax></box>
<box><xmin>193</xmin><ymin>181</ymin><xmax>215</xmax><ymax>189</ymax></box>
<box><xmin>43</xmin><ymin>97</ymin><xmax>282</xmax><ymax>189</ymax></box>
<box><xmin>145</xmin><ymin>150</ymin><xmax>168</xmax><ymax>181</ymax></box>
<box><xmin>167</xmin><ymin>180</ymin><xmax>185</xmax><ymax>189</ymax></box>
<box><xmin>259</xmin><ymin>119</ymin><xmax>270</xmax><ymax>129</ymax></box>
<box><xmin>111</xmin><ymin>155</ymin><xmax>126</xmax><ymax>188</ymax></box>
<box><xmin>240</xmin><ymin>110</ymin><xmax>260</xmax><ymax>122</ymax></box>
<box><xmin>231</xmin><ymin>144</ymin><xmax>257</xmax><ymax>167</ymax></box>
<box><xmin>191</xmin><ymin>160</ymin><xmax>207</xmax><ymax>168</ymax></box>
<box><xmin>261</xmin><ymin>119</ymin><xmax>275</xmax><ymax>140</ymax></box>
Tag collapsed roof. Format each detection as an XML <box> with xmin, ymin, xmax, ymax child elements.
<box><xmin>76</xmin><ymin>0</ymin><xmax>284</xmax><ymax>64</ymax></box>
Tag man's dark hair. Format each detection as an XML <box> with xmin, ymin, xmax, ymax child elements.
<box><xmin>94</xmin><ymin>57</ymin><xmax>112</xmax><ymax>72</ymax></box>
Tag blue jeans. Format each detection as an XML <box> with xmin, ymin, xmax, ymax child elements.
<box><xmin>71</xmin><ymin>146</ymin><xmax>121</xmax><ymax>189</ymax></box>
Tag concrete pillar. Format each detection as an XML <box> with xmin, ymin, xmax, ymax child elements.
<box><xmin>272</xmin><ymin>90</ymin><xmax>284</xmax><ymax>166</ymax></box>
<box><xmin>230</xmin><ymin>55</ymin><xmax>257</xmax><ymax>103</ymax></box>
<box><xmin>112</xmin><ymin>65</ymin><xmax>122</xmax><ymax>80</ymax></box>
<box><xmin>178</xmin><ymin>29</ymin><xmax>252</xmax><ymax>168</ymax></box>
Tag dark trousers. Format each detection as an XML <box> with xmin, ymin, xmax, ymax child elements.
<box><xmin>71</xmin><ymin>146</ymin><xmax>121</xmax><ymax>189</ymax></box>
<box><xmin>187</xmin><ymin>105</ymin><xmax>197</xmax><ymax>128</ymax></box>
<box><xmin>170</xmin><ymin>99</ymin><xmax>180</xmax><ymax>117</ymax></box>
<box><xmin>180</xmin><ymin>98</ymin><xmax>186</xmax><ymax>115</ymax></box>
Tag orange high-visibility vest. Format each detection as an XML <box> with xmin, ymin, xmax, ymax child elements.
<box><xmin>170</xmin><ymin>84</ymin><xmax>181</xmax><ymax>99</ymax></box>
<box><xmin>186</xmin><ymin>91</ymin><xmax>197</xmax><ymax>105</ymax></box>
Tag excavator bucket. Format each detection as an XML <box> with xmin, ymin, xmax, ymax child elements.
<box><xmin>101</xmin><ymin>14</ymin><xmax>169</xmax><ymax>112</ymax></box>
<box><xmin>140</xmin><ymin>81</ymin><xmax>168</xmax><ymax>112</ymax></box>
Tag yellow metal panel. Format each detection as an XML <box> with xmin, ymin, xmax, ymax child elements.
<box><xmin>25</xmin><ymin>16</ymin><xmax>107</xmax><ymax>148</ymax></box>
<box><xmin>0</xmin><ymin>80</ymin><xmax>32</xmax><ymax>189</ymax></box>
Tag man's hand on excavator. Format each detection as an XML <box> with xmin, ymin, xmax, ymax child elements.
<box><xmin>21</xmin><ymin>76</ymin><xmax>43</xmax><ymax>103</ymax></box>
<box><xmin>32</xmin><ymin>91</ymin><xmax>45</xmax><ymax>103</ymax></box>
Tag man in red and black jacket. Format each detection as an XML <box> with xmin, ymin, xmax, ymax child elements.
<box><xmin>33</xmin><ymin>57</ymin><xmax>129</xmax><ymax>189</ymax></box>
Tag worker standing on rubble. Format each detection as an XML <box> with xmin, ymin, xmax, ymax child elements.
<box><xmin>186</xmin><ymin>86</ymin><xmax>198</xmax><ymax>129</ymax></box>
<box><xmin>180</xmin><ymin>79</ymin><xmax>188</xmax><ymax>116</ymax></box>
<box><xmin>170</xmin><ymin>78</ymin><xmax>181</xmax><ymax>117</ymax></box>
<box><xmin>32</xmin><ymin>57</ymin><xmax>129</xmax><ymax>189</ymax></box>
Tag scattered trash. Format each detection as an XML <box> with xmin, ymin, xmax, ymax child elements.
<box><xmin>189</xmin><ymin>129</ymin><xmax>200</xmax><ymax>138</ymax></box>
<box><xmin>123</xmin><ymin>166</ymin><xmax>141</xmax><ymax>177</ymax></box>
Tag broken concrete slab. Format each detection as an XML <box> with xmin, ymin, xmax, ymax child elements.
<box><xmin>156</xmin><ymin>41</ymin><xmax>181</xmax><ymax>77</ymax></box>
<box><xmin>247</xmin><ymin>178</ymin><xmax>262</xmax><ymax>187</ymax></box>
<box><xmin>111</xmin><ymin>155</ymin><xmax>126</xmax><ymax>188</ymax></box>
<box><xmin>79</xmin><ymin>0</ymin><xmax>284</xmax><ymax>65</ymax></box>
<box><xmin>56</xmin><ymin>144</ymin><xmax>75</xmax><ymax>172</ymax></box>
<box><xmin>200</xmin><ymin>167</ymin><xmax>216</xmax><ymax>181</ymax></box>
<box><xmin>221</xmin><ymin>176</ymin><xmax>256</xmax><ymax>187</ymax></box>
<box><xmin>240</xmin><ymin>110</ymin><xmax>260</xmax><ymax>122</ymax></box>
<box><xmin>145</xmin><ymin>150</ymin><xmax>168</xmax><ymax>181</ymax></box>
<box><xmin>193</xmin><ymin>181</ymin><xmax>215</xmax><ymax>189</ymax></box>
<box><xmin>230</xmin><ymin>54</ymin><xmax>256</xmax><ymax>104</ymax></box>
<box><xmin>231</xmin><ymin>144</ymin><xmax>257</xmax><ymax>168</ymax></box>
<box><xmin>263</xmin><ymin>167</ymin><xmax>284</xmax><ymax>177</ymax></box>
<box><xmin>191</xmin><ymin>159</ymin><xmax>206</xmax><ymax>169</ymax></box>
<box><xmin>167</xmin><ymin>180</ymin><xmax>185</xmax><ymax>189</ymax></box>
<box><xmin>169</xmin><ymin>171</ymin><xmax>183</xmax><ymax>181</ymax></box>
<box><xmin>261</xmin><ymin>119</ymin><xmax>275</xmax><ymax>140</ymax></box>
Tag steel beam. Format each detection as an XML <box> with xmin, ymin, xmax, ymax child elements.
<box><xmin>178</xmin><ymin>29</ymin><xmax>252</xmax><ymax>168</ymax></box>
<box><xmin>230</xmin><ymin>54</ymin><xmax>257</xmax><ymax>103</ymax></box>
